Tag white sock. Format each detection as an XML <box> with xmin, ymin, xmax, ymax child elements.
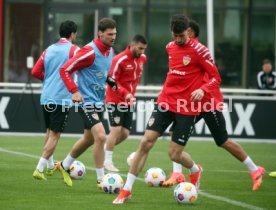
<box><xmin>96</xmin><ymin>168</ymin><xmax>105</xmax><ymax>182</ymax></box>
<box><xmin>243</xmin><ymin>156</ymin><xmax>258</xmax><ymax>172</ymax></box>
<box><xmin>105</xmin><ymin>150</ymin><xmax>113</xmax><ymax>164</ymax></box>
<box><xmin>47</xmin><ymin>155</ymin><xmax>55</xmax><ymax>169</ymax></box>
<box><xmin>123</xmin><ymin>173</ymin><xmax>137</xmax><ymax>191</ymax></box>
<box><xmin>189</xmin><ymin>162</ymin><xmax>199</xmax><ymax>174</ymax></box>
<box><xmin>173</xmin><ymin>161</ymin><xmax>182</xmax><ymax>173</ymax></box>
<box><xmin>36</xmin><ymin>157</ymin><xmax>48</xmax><ymax>172</ymax></box>
<box><xmin>62</xmin><ymin>154</ymin><xmax>75</xmax><ymax>170</ymax></box>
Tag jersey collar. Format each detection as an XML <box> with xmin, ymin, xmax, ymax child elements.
<box><xmin>94</xmin><ymin>37</ymin><xmax>111</xmax><ymax>56</ymax></box>
<box><xmin>58</xmin><ymin>38</ymin><xmax>72</xmax><ymax>43</ymax></box>
<box><xmin>125</xmin><ymin>46</ymin><xmax>135</xmax><ymax>60</ymax></box>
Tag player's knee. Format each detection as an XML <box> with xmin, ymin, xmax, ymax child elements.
<box><xmin>219</xmin><ymin>138</ymin><xmax>230</xmax><ymax>147</ymax></box>
<box><xmin>120</xmin><ymin>129</ymin><xmax>129</xmax><ymax>140</ymax></box>
<box><xmin>94</xmin><ymin>133</ymin><xmax>106</xmax><ymax>144</ymax></box>
<box><xmin>213</xmin><ymin>132</ymin><xmax>228</xmax><ymax>147</ymax></box>
<box><xmin>220</xmin><ymin>140</ymin><xmax>229</xmax><ymax>147</ymax></box>
<box><xmin>221</xmin><ymin>139</ymin><xmax>241</xmax><ymax>151</ymax></box>
<box><xmin>140</xmin><ymin>137</ymin><xmax>154</xmax><ymax>152</ymax></box>
<box><xmin>169</xmin><ymin>152</ymin><xmax>178</xmax><ymax>162</ymax></box>
<box><xmin>169</xmin><ymin>153</ymin><xmax>181</xmax><ymax>163</ymax></box>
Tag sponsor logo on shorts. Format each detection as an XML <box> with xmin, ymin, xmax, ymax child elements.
<box><xmin>148</xmin><ymin>117</ymin><xmax>155</xmax><ymax>127</ymax></box>
<box><xmin>178</xmin><ymin>138</ymin><xmax>185</xmax><ymax>142</ymax></box>
<box><xmin>114</xmin><ymin>116</ymin><xmax>120</xmax><ymax>124</ymax></box>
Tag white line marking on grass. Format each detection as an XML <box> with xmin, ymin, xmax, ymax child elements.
<box><xmin>0</xmin><ymin>147</ymin><xmax>41</xmax><ymax>159</ymax></box>
<box><xmin>0</xmin><ymin>147</ymin><xmax>266</xmax><ymax>210</ymax></box>
<box><xmin>199</xmin><ymin>191</ymin><xmax>265</xmax><ymax>210</ymax></box>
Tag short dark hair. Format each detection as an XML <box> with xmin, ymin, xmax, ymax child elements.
<box><xmin>132</xmin><ymin>34</ymin><xmax>147</xmax><ymax>45</ymax></box>
<box><xmin>170</xmin><ymin>14</ymin><xmax>189</xmax><ymax>33</ymax></box>
<box><xmin>189</xmin><ymin>19</ymin><xmax>200</xmax><ymax>38</ymax></box>
<box><xmin>59</xmin><ymin>20</ymin><xmax>77</xmax><ymax>38</ymax></box>
<box><xmin>98</xmin><ymin>18</ymin><xmax>116</xmax><ymax>32</ymax></box>
<box><xmin>263</xmin><ymin>59</ymin><xmax>272</xmax><ymax>65</ymax></box>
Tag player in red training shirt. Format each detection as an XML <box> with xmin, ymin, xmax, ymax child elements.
<box><xmin>104</xmin><ymin>34</ymin><xmax>147</xmax><ymax>172</ymax></box>
<box><xmin>113</xmin><ymin>14</ymin><xmax>221</xmax><ymax>204</ymax></box>
<box><xmin>163</xmin><ymin>19</ymin><xmax>265</xmax><ymax>191</ymax></box>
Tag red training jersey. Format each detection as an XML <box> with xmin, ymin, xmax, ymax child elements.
<box><xmin>105</xmin><ymin>46</ymin><xmax>147</xmax><ymax>105</ymax></box>
<box><xmin>201</xmin><ymin>74</ymin><xmax>224</xmax><ymax>112</ymax></box>
<box><xmin>157</xmin><ymin>39</ymin><xmax>222</xmax><ymax>115</ymax></box>
<box><xmin>191</xmin><ymin>38</ymin><xmax>224</xmax><ymax>112</ymax></box>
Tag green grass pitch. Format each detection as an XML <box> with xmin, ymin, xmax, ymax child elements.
<box><xmin>0</xmin><ymin>136</ymin><xmax>275</xmax><ymax>210</ymax></box>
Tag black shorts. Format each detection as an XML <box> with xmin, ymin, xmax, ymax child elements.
<box><xmin>107</xmin><ymin>104</ymin><xmax>133</xmax><ymax>130</ymax></box>
<box><xmin>169</xmin><ymin>110</ymin><xmax>229</xmax><ymax>146</ymax></box>
<box><xmin>146</xmin><ymin>104</ymin><xmax>196</xmax><ymax>146</ymax></box>
<box><xmin>78</xmin><ymin>106</ymin><xmax>104</xmax><ymax>129</ymax></box>
<box><xmin>196</xmin><ymin>111</ymin><xmax>228</xmax><ymax>146</ymax></box>
<box><xmin>42</xmin><ymin>104</ymin><xmax>70</xmax><ymax>133</ymax></box>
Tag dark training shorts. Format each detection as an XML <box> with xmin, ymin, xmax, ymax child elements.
<box><xmin>196</xmin><ymin>111</ymin><xmax>228</xmax><ymax>146</ymax></box>
<box><xmin>43</xmin><ymin>104</ymin><xmax>70</xmax><ymax>133</ymax></box>
<box><xmin>77</xmin><ymin>106</ymin><xmax>104</xmax><ymax>129</ymax></box>
<box><xmin>107</xmin><ymin>104</ymin><xmax>133</xmax><ymax>130</ymax></box>
<box><xmin>146</xmin><ymin>104</ymin><xmax>196</xmax><ymax>146</ymax></box>
<box><xmin>169</xmin><ymin>110</ymin><xmax>228</xmax><ymax>146</ymax></box>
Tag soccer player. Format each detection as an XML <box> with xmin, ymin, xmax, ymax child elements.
<box><xmin>104</xmin><ymin>34</ymin><xmax>147</xmax><ymax>172</ymax></box>
<box><xmin>113</xmin><ymin>14</ymin><xmax>222</xmax><ymax>204</ymax></box>
<box><xmin>163</xmin><ymin>19</ymin><xmax>265</xmax><ymax>191</ymax></box>
<box><xmin>58</xmin><ymin>18</ymin><xmax>117</xmax><ymax>187</ymax></box>
<box><xmin>32</xmin><ymin>20</ymin><xmax>78</xmax><ymax>180</ymax></box>
<box><xmin>162</xmin><ymin>19</ymin><xmax>200</xmax><ymax>186</ymax></box>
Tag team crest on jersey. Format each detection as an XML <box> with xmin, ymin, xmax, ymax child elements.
<box><xmin>114</xmin><ymin>116</ymin><xmax>120</xmax><ymax>124</ymax></box>
<box><xmin>148</xmin><ymin>117</ymin><xmax>155</xmax><ymax>127</ymax></box>
<box><xmin>183</xmin><ymin>56</ymin><xmax>191</xmax><ymax>66</ymax></box>
<box><xmin>91</xmin><ymin>113</ymin><xmax>99</xmax><ymax>120</ymax></box>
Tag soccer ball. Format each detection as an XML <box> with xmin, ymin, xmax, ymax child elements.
<box><xmin>101</xmin><ymin>173</ymin><xmax>124</xmax><ymax>194</ymax></box>
<box><xmin>69</xmin><ymin>160</ymin><xmax>86</xmax><ymax>180</ymax></box>
<box><xmin>127</xmin><ymin>152</ymin><xmax>136</xmax><ymax>167</ymax></box>
<box><xmin>144</xmin><ymin>167</ymin><xmax>166</xmax><ymax>187</ymax></box>
<box><xmin>174</xmin><ymin>182</ymin><xmax>198</xmax><ymax>204</ymax></box>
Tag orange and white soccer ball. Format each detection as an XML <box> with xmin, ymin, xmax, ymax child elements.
<box><xmin>174</xmin><ymin>182</ymin><xmax>198</xmax><ymax>204</ymax></box>
<box><xmin>144</xmin><ymin>167</ymin><xmax>166</xmax><ymax>187</ymax></box>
